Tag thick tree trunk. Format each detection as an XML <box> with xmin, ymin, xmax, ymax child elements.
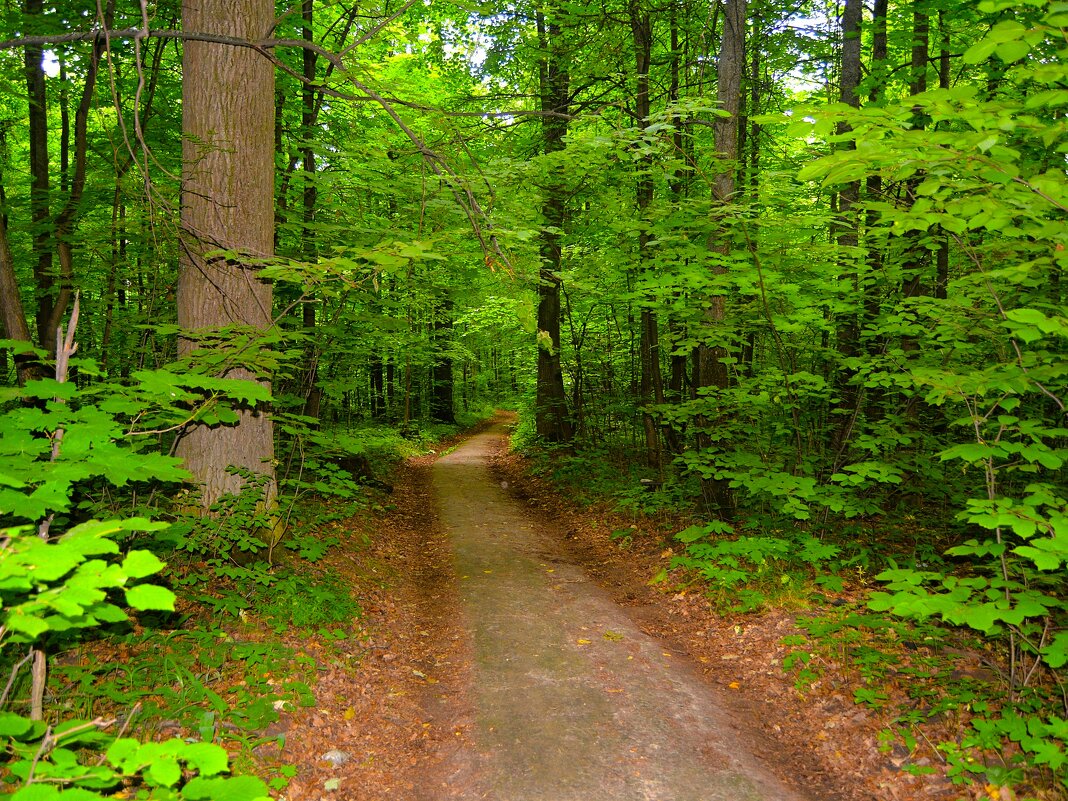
<box><xmin>0</xmin><ymin>216</ymin><xmax>36</xmax><ymax>385</ymax></box>
<box><xmin>534</xmin><ymin>10</ymin><xmax>573</xmax><ymax>443</ymax></box>
<box><xmin>176</xmin><ymin>0</ymin><xmax>277</xmax><ymax>509</ymax></box>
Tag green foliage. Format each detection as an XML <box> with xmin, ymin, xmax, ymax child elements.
<box><xmin>251</xmin><ymin>571</ymin><xmax>363</xmax><ymax>632</ymax></box>
<box><xmin>662</xmin><ymin>522</ymin><xmax>843</xmax><ymax>611</ymax></box>
<box><xmin>0</xmin><ymin>727</ymin><xmax>270</xmax><ymax>800</ymax></box>
<box><xmin>0</xmin><ymin>521</ymin><xmax>175</xmax><ymax>645</ymax></box>
<box><xmin>0</xmin><ymin>522</ymin><xmax>270</xmax><ymax>801</ymax></box>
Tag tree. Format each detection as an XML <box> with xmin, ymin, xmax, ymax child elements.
<box><xmin>175</xmin><ymin>0</ymin><xmax>278</xmax><ymax>510</ymax></box>
<box><xmin>534</xmin><ymin>6</ymin><xmax>574</xmax><ymax>444</ymax></box>
<box><xmin>693</xmin><ymin>0</ymin><xmax>746</xmax><ymax>513</ymax></box>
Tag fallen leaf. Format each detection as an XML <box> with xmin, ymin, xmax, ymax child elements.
<box><xmin>577</xmin><ymin>638</ymin><xmax>592</xmax><ymax>645</ymax></box>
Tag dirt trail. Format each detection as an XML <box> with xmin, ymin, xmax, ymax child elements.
<box><xmin>432</xmin><ymin>422</ymin><xmax>813</xmax><ymax>801</ymax></box>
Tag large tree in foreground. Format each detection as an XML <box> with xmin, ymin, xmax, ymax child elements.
<box><xmin>176</xmin><ymin>0</ymin><xmax>277</xmax><ymax>509</ymax></box>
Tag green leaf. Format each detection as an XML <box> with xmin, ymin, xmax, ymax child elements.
<box><xmin>996</xmin><ymin>40</ymin><xmax>1030</xmax><ymax>62</ymax></box>
<box><xmin>0</xmin><ymin>712</ymin><xmax>33</xmax><ymax>737</ymax></box>
<box><xmin>962</xmin><ymin>39</ymin><xmax>997</xmax><ymax>64</ymax></box>
<box><xmin>675</xmin><ymin>525</ymin><xmax>710</xmax><ymax>543</ymax></box>
<box><xmin>1014</xmin><ymin>545</ymin><xmax>1063</xmax><ymax>571</ymax></box>
<box><xmin>1042</xmin><ymin>632</ymin><xmax>1068</xmax><ymax>668</ymax></box>
<box><xmin>125</xmin><ymin>584</ymin><xmax>176</xmax><ymax>611</ymax></box>
<box><xmin>148</xmin><ymin>757</ymin><xmax>182</xmax><ymax>787</ymax></box>
<box><xmin>182</xmin><ymin>775</ymin><xmax>271</xmax><ymax>801</ymax></box>
<box><xmin>181</xmin><ymin>742</ymin><xmax>230</xmax><ymax>776</ymax></box>
<box><xmin>4</xmin><ymin>611</ymin><xmax>51</xmax><ymax>639</ymax></box>
<box><xmin>121</xmin><ymin>550</ymin><xmax>165</xmax><ymax>580</ymax></box>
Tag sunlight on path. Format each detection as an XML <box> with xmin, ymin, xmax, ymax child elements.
<box><xmin>431</xmin><ymin>423</ymin><xmax>812</xmax><ymax>801</ymax></box>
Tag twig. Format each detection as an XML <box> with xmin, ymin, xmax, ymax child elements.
<box><xmin>0</xmin><ymin>650</ymin><xmax>34</xmax><ymax>709</ymax></box>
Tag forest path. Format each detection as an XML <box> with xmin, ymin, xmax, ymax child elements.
<box><xmin>431</xmin><ymin>420</ymin><xmax>812</xmax><ymax>801</ymax></box>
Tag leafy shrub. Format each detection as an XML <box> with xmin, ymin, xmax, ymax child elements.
<box><xmin>253</xmin><ymin>571</ymin><xmax>363</xmax><ymax>632</ymax></box>
<box><xmin>0</xmin><ymin>522</ymin><xmax>270</xmax><ymax>801</ymax></box>
<box><xmin>658</xmin><ymin>521</ymin><xmax>843</xmax><ymax>611</ymax></box>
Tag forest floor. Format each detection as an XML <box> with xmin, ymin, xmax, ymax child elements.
<box><xmin>267</xmin><ymin>414</ymin><xmax>981</xmax><ymax>801</ymax></box>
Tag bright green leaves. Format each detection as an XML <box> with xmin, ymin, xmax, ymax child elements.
<box><xmin>869</xmin><ymin>569</ymin><xmax>1062</xmax><ymax>635</ymax></box>
<box><xmin>0</xmin><ymin>373</ymin><xmax>196</xmax><ymax>524</ymax></box>
<box><xmin>0</xmin><ymin>520</ymin><xmax>173</xmax><ymax>646</ymax></box>
<box><xmin>0</xmin><ymin>517</ymin><xmax>254</xmax><ymax>801</ymax></box>
<box><xmin>0</xmin><ymin>734</ymin><xmax>267</xmax><ymax>801</ymax></box>
<box><xmin>1003</xmin><ymin>307</ymin><xmax>1068</xmax><ymax>344</ymax></box>
<box><xmin>125</xmin><ymin>583</ymin><xmax>177</xmax><ymax>612</ymax></box>
<box><xmin>107</xmin><ymin>738</ymin><xmax>232</xmax><ymax>785</ymax></box>
<box><xmin>963</xmin><ymin>13</ymin><xmax>1057</xmax><ymax>65</ymax></box>
<box><xmin>667</xmin><ymin>526</ymin><xmax>843</xmax><ymax>612</ymax></box>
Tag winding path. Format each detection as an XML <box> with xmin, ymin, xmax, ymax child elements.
<box><xmin>431</xmin><ymin>422</ymin><xmax>811</xmax><ymax>801</ymax></box>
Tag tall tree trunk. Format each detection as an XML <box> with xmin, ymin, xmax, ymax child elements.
<box><xmin>24</xmin><ymin>0</ymin><xmax>56</xmax><ymax>351</ymax></box>
<box><xmin>100</xmin><ymin>190</ymin><xmax>124</xmax><ymax>375</ymax></box>
<box><xmin>694</xmin><ymin>0</ymin><xmax>745</xmax><ymax>513</ymax></box>
<box><xmin>430</xmin><ymin>296</ymin><xmax>455</xmax><ymax>423</ymax></box>
<box><xmin>630</xmin><ymin>0</ymin><xmax>664</xmax><ymax>471</ymax></box>
<box><xmin>901</xmin><ymin>1</ymin><xmax>930</xmax><ymax>355</ymax></box>
<box><xmin>934</xmin><ymin>9</ymin><xmax>951</xmax><ymax>301</ymax></box>
<box><xmin>663</xmin><ymin>1</ymin><xmax>689</xmax><ymax>455</ymax></box>
<box><xmin>829</xmin><ymin>0</ymin><xmax>863</xmax><ymax>464</ymax></box>
<box><xmin>298</xmin><ymin>0</ymin><xmax>323</xmax><ymax>420</ymax></box>
<box><xmin>534</xmin><ymin>9</ymin><xmax>573</xmax><ymax>443</ymax></box>
<box><xmin>863</xmin><ymin>0</ymin><xmax>889</xmax><ymax>361</ymax></box>
<box><xmin>51</xmin><ymin>1</ymin><xmax>111</xmax><ymax>352</ymax></box>
<box><xmin>176</xmin><ymin>0</ymin><xmax>277</xmax><ymax>509</ymax></box>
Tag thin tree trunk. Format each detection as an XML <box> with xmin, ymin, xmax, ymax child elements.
<box><xmin>829</xmin><ymin>0</ymin><xmax>863</xmax><ymax>463</ymax></box>
<box><xmin>51</xmin><ymin>0</ymin><xmax>113</xmax><ymax>350</ymax></box>
<box><xmin>430</xmin><ymin>297</ymin><xmax>455</xmax><ymax>423</ymax></box>
<box><xmin>630</xmin><ymin>0</ymin><xmax>664</xmax><ymax>471</ymax></box>
<box><xmin>694</xmin><ymin>0</ymin><xmax>745</xmax><ymax>514</ymax></box>
<box><xmin>901</xmin><ymin>2</ymin><xmax>930</xmax><ymax>354</ymax></box>
<box><xmin>864</xmin><ymin>0</ymin><xmax>889</xmax><ymax>358</ymax></box>
<box><xmin>24</xmin><ymin>0</ymin><xmax>56</xmax><ymax>351</ymax></box>
<box><xmin>934</xmin><ymin>9</ymin><xmax>951</xmax><ymax>301</ymax></box>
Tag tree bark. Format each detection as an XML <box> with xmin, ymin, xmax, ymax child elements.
<box><xmin>829</xmin><ymin>0</ymin><xmax>863</xmax><ymax>463</ymax></box>
<box><xmin>0</xmin><ymin>215</ymin><xmax>36</xmax><ymax>385</ymax></box>
<box><xmin>430</xmin><ymin>296</ymin><xmax>455</xmax><ymax>423</ymax></box>
<box><xmin>534</xmin><ymin>9</ymin><xmax>573</xmax><ymax>443</ymax></box>
<box><xmin>630</xmin><ymin>0</ymin><xmax>664</xmax><ymax>471</ymax></box>
<box><xmin>24</xmin><ymin>0</ymin><xmax>57</xmax><ymax>352</ymax></box>
<box><xmin>694</xmin><ymin>0</ymin><xmax>745</xmax><ymax>513</ymax></box>
<box><xmin>176</xmin><ymin>0</ymin><xmax>277</xmax><ymax>509</ymax></box>
<box><xmin>298</xmin><ymin>0</ymin><xmax>323</xmax><ymax>420</ymax></box>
